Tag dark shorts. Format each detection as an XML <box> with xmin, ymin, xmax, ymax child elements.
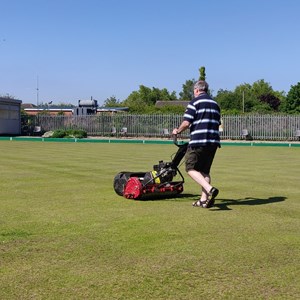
<box><xmin>185</xmin><ymin>145</ymin><xmax>218</xmax><ymax>174</ymax></box>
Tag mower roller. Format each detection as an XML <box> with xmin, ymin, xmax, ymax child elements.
<box><xmin>113</xmin><ymin>137</ymin><xmax>188</xmax><ymax>200</ymax></box>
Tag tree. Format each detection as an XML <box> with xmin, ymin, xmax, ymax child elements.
<box><xmin>215</xmin><ymin>89</ymin><xmax>242</xmax><ymax>113</ymax></box>
<box><xmin>122</xmin><ymin>85</ymin><xmax>177</xmax><ymax>111</ymax></box>
<box><xmin>157</xmin><ymin>88</ymin><xmax>177</xmax><ymax>101</ymax></box>
<box><xmin>233</xmin><ymin>83</ymin><xmax>253</xmax><ymax>112</ymax></box>
<box><xmin>179</xmin><ymin>79</ymin><xmax>194</xmax><ymax>101</ymax></box>
<box><xmin>199</xmin><ymin>66</ymin><xmax>206</xmax><ymax>80</ymax></box>
<box><xmin>285</xmin><ymin>82</ymin><xmax>300</xmax><ymax>113</ymax></box>
<box><xmin>53</xmin><ymin>102</ymin><xmax>75</xmax><ymax>108</ymax></box>
<box><xmin>233</xmin><ymin>81</ymin><xmax>281</xmax><ymax>113</ymax></box>
<box><xmin>259</xmin><ymin>94</ymin><xmax>281</xmax><ymax>111</ymax></box>
<box><xmin>103</xmin><ymin>96</ymin><xmax>121</xmax><ymax>107</ymax></box>
<box><xmin>251</xmin><ymin>79</ymin><xmax>274</xmax><ymax>99</ymax></box>
<box><xmin>179</xmin><ymin>66</ymin><xmax>207</xmax><ymax>101</ymax></box>
<box><xmin>0</xmin><ymin>93</ymin><xmax>16</xmax><ymax>99</ymax></box>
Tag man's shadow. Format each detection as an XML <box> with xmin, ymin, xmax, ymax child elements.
<box><xmin>212</xmin><ymin>196</ymin><xmax>286</xmax><ymax>211</ymax></box>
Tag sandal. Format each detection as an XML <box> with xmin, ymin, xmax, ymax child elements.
<box><xmin>206</xmin><ymin>187</ymin><xmax>219</xmax><ymax>208</ymax></box>
<box><xmin>193</xmin><ymin>187</ymin><xmax>219</xmax><ymax>208</ymax></box>
<box><xmin>192</xmin><ymin>200</ymin><xmax>206</xmax><ymax>208</ymax></box>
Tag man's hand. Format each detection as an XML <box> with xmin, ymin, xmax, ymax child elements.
<box><xmin>172</xmin><ymin>128</ymin><xmax>180</xmax><ymax>135</ymax></box>
<box><xmin>172</xmin><ymin>121</ymin><xmax>190</xmax><ymax>135</ymax></box>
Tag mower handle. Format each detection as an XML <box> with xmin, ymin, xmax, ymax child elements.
<box><xmin>173</xmin><ymin>134</ymin><xmax>185</xmax><ymax>147</ymax></box>
<box><xmin>171</xmin><ymin>134</ymin><xmax>189</xmax><ymax>167</ymax></box>
<box><xmin>173</xmin><ymin>134</ymin><xmax>189</xmax><ymax>147</ymax></box>
<box><xmin>173</xmin><ymin>134</ymin><xmax>178</xmax><ymax>146</ymax></box>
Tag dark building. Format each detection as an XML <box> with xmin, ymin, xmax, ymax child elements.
<box><xmin>0</xmin><ymin>97</ymin><xmax>22</xmax><ymax>135</ymax></box>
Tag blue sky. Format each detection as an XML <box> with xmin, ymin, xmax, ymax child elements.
<box><xmin>1</xmin><ymin>0</ymin><xmax>300</xmax><ymax>105</ymax></box>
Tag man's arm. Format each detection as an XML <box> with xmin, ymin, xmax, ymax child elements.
<box><xmin>172</xmin><ymin>120</ymin><xmax>190</xmax><ymax>135</ymax></box>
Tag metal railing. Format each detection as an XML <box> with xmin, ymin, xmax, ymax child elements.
<box><xmin>30</xmin><ymin>114</ymin><xmax>300</xmax><ymax>141</ymax></box>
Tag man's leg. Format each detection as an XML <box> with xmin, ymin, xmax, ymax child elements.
<box><xmin>200</xmin><ymin>173</ymin><xmax>211</xmax><ymax>201</ymax></box>
<box><xmin>186</xmin><ymin>146</ymin><xmax>219</xmax><ymax>207</ymax></box>
<box><xmin>188</xmin><ymin>170</ymin><xmax>212</xmax><ymax>197</ymax></box>
<box><xmin>188</xmin><ymin>170</ymin><xmax>218</xmax><ymax>207</ymax></box>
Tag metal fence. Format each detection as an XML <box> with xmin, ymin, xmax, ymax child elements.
<box><xmin>221</xmin><ymin>115</ymin><xmax>300</xmax><ymax>140</ymax></box>
<box><xmin>32</xmin><ymin>114</ymin><xmax>300</xmax><ymax>141</ymax></box>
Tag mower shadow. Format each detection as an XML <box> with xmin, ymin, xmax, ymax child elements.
<box><xmin>143</xmin><ymin>193</ymin><xmax>198</xmax><ymax>202</ymax></box>
<box><xmin>211</xmin><ymin>196</ymin><xmax>286</xmax><ymax>211</ymax></box>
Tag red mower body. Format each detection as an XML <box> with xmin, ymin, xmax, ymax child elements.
<box><xmin>123</xmin><ymin>176</ymin><xmax>184</xmax><ymax>200</ymax></box>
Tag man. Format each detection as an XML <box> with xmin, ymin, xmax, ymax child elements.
<box><xmin>172</xmin><ymin>80</ymin><xmax>221</xmax><ymax>208</ymax></box>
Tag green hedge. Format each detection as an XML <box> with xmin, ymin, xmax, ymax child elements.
<box><xmin>52</xmin><ymin>129</ymin><xmax>87</xmax><ymax>139</ymax></box>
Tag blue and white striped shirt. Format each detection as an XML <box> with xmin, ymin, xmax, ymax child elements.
<box><xmin>183</xmin><ymin>93</ymin><xmax>221</xmax><ymax>147</ymax></box>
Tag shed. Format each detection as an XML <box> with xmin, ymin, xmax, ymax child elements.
<box><xmin>0</xmin><ymin>97</ymin><xmax>22</xmax><ymax>135</ymax></box>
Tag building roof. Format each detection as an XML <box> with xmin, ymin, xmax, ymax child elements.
<box><xmin>22</xmin><ymin>106</ymin><xmax>129</xmax><ymax>115</ymax></box>
<box><xmin>0</xmin><ymin>97</ymin><xmax>22</xmax><ymax>104</ymax></box>
<box><xmin>97</xmin><ymin>107</ymin><xmax>129</xmax><ymax>112</ymax></box>
<box><xmin>22</xmin><ymin>103</ymin><xmax>36</xmax><ymax>109</ymax></box>
<box><xmin>155</xmin><ymin>100</ymin><xmax>189</xmax><ymax>108</ymax></box>
<box><xmin>24</xmin><ymin>108</ymin><xmax>73</xmax><ymax>112</ymax></box>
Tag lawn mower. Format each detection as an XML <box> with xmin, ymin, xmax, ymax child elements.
<box><xmin>113</xmin><ymin>137</ymin><xmax>189</xmax><ymax>200</ymax></box>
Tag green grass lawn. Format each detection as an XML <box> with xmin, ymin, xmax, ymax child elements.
<box><xmin>0</xmin><ymin>141</ymin><xmax>299</xmax><ymax>299</ymax></box>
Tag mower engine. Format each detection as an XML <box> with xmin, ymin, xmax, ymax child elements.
<box><xmin>146</xmin><ymin>161</ymin><xmax>176</xmax><ymax>184</ymax></box>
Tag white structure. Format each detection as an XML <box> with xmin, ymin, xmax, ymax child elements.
<box><xmin>0</xmin><ymin>97</ymin><xmax>22</xmax><ymax>135</ymax></box>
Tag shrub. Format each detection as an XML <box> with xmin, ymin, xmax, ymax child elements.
<box><xmin>66</xmin><ymin>129</ymin><xmax>87</xmax><ymax>138</ymax></box>
<box><xmin>51</xmin><ymin>129</ymin><xmax>87</xmax><ymax>139</ymax></box>
<box><xmin>51</xmin><ymin>130</ymin><xmax>67</xmax><ymax>138</ymax></box>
